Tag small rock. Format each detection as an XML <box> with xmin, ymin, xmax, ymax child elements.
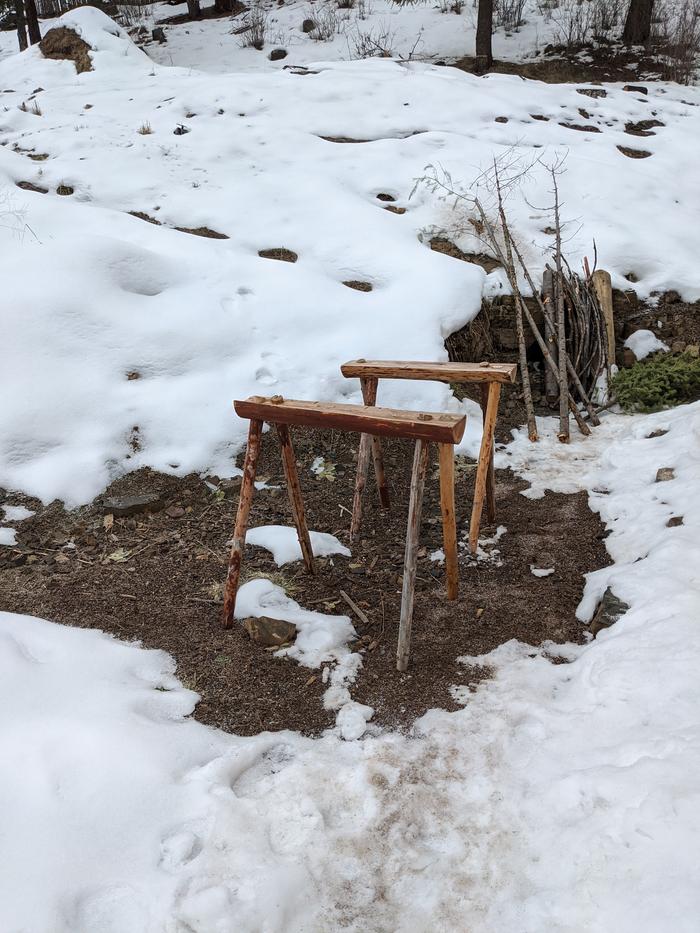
<box><xmin>56</xmin><ymin>185</ymin><xmax>74</xmax><ymax>196</ymax></box>
<box><xmin>623</xmin><ymin>84</ymin><xmax>648</xmax><ymax>94</ymax></box>
<box><xmin>686</xmin><ymin>344</ymin><xmax>699</xmax><ymax>358</ymax></box>
<box><xmin>671</xmin><ymin>339</ymin><xmax>685</xmax><ymax>353</ymax></box>
<box><xmin>101</xmin><ymin>493</ymin><xmax>164</xmax><ymax>517</ymax></box>
<box><xmin>166</xmin><ymin>505</ymin><xmax>186</xmax><ymax>518</ymax></box>
<box><xmin>494</xmin><ymin>116</ymin><xmax>508</xmax><ymax>123</ymax></box>
<box><xmin>647</xmin><ymin>428</ymin><xmax>668</xmax><ymax>438</ymax></box>
<box><xmin>301</xmin><ymin>17</ymin><xmax>315</xmax><ymax>31</ymax></box>
<box><xmin>667</xmin><ymin>516</ymin><xmax>684</xmax><ymax>527</ymax></box>
<box><xmin>655</xmin><ymin>467</ymin><xmax>675</xmax><ymax>482</ymax></box>
<box><xmin>590</xmin><ymin>587</ymin><xmax>630</xmax><ymax>637</ymax></box>
<box><xmin>152</xmin><ymin>26</ymin><xmax>166</xmax><ymax>42</ymax></box>
<box><xmin>268</xmin><ymin>48</ymin><xmax>287</xmax><ymax>60</ymax></box>
<box><xmin>173</xmin><ymin>124</ymin><xmax>190</xmax><ymax>135</ymax></box>
<box><xmin>243</xmin><ymin>616</ymin><xmax>297</xmax><ymax>647</ymax></box>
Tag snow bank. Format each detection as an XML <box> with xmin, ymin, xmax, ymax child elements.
<box><xmin>0</xmin><ymin>9</ymin><xmax>699</xmax><ymax>504</ymax></box>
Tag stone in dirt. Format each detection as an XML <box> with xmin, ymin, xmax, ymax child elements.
<box><xmin>101</xmin><ymin>493</ymin><xmax>165</xmax><ymax>517</ymax></box>
<box><xmin>40</xmin><ymin>27</ymin><xmax>93</xmax><ymax>74</ymax></box>
<box><xmin>243</xmin><ymin>616</ymin><xmax>297</xmax><ymax>647</ymax></box>
<box><xmin>590</xmin><ymin>587</ymin><xmax>630</xmax><ymax>637</ymax></box>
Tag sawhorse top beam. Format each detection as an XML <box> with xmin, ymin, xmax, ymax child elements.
<box><xmin>340</xmin><ymin>360</ymin><xmax>518</xmax><ymax>384</ymax></box>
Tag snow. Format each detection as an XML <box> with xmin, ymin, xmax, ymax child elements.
<box><xmin>0</xmin><ymin>527</ymin><xmax>18</xmax><ymax>545</ymax></box>
<box><xmin>0</xmin><ymin>8</ymin><xmax>699</xmax><ymax>504</ymax></box>
<box><xmin>529</xmin><ymin>564</ymin><xmax>554</xmax><ymax>576</ymax></box>
<box><xmin>625</xmin><ymin>328</ymin><xmax>670</xmax><ymax>360</ymax></box>
<box><xmin>246</xmin><ymin>524</ymin><xmax>351</xmax><ymax>565</ymax></box>
<box><xmin>1</xmin><ymin>504</ymin><xmax>35</xmax><ymax>521</ymax></box>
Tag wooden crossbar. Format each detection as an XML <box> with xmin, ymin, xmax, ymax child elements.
<box><xmin>234</xmin><ymin>396</ymin><xmax>466</xmax><ymax>445</ymax></box>
<box><xmin>340</xmin><ymin>360</ymin><xmax>517</xmax><ymax>384</ymax></box>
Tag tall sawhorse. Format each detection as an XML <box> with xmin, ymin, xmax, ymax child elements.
<box><xmin>222</xmin><ymin>396</ymin><xmax>466</xmax><ymax>672</ymax></box>
<box><xmin>340</xmin><ymin>360</ymin><xmax>517</xmax><ymax>567</ymax></box>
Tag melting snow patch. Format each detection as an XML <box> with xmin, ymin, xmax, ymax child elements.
<box><xmin>624</xmin><ymin>329</ymin><xmax>669</xmax><ymax>360</ymax></box>
<box><xmin>0</xmin><ymin>528</ymin><xmax>17</xmax><ymax>546</ymax></box>
<box><xmin>246</xmin><ymin>525</ymin><xmax>350</xmax><ymax>566</ymax></box>
<box><xmin>1</xmin><ymin>505</ymin><xmax>34</xmax><ymax>522</ymax></box>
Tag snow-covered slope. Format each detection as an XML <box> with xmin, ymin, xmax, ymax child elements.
<box><xmin>2</xmin><ymin>401</ymin><xmax>700</xmax><ymax>932</ymax></box>
<box><xmin>0</xmin><ymin>8</ymin><xmax>699</xmax><ymax>504</ymax></box>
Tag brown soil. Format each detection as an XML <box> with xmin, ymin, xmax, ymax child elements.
<box><xmin>40</xmin><ymin>26</ymin><xmax>93</xmax><ymax>74</ymax></box>
<box><xmin>258</xmin><ymin>248</ymin><xmax>298</xmax><ymax>262</ymax></box>
<box><xmin>451</xmin><ymin>41</ymin><xmax>663</xmax><ymax>84</ymax></box>
<box><xmin>175</xmin><ymin>225</ymin><xmax>229</xmax><ymax>239</ymax></box>
<box><xmin>157</xmin><ymin>2</ymin><xmax>246</xmax><ymax>26</ymax></box>
<box><xmin>431</xmin><ymin>237</ymin><xmax>501</xmax><ymax>274</ymax></box>
<box><xmin>0</xmin><ymin>428</ymin><xmax>607</xmax><ymax>737</ymax></box>
<box><xmin>343</xmin><ymin>280</ymin><xmax>373</xmax><ymax>292</ymax></box>
<box><xmin>617</xmin><ymin>145</ymin><xmax>652</xmax><ymax>158</ymax></box>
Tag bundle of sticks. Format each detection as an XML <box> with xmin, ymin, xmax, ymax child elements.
<box><xmin>472</xmin><ymin>174</ymin><xmax>612</xmax><ymax>444</ymax></box>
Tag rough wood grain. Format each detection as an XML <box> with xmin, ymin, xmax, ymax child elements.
<box><xmin>341</xmin><ymin>360</ymin><xmax>517</xmax><ymax>384</ymax></box>
<box><xmin>591</xmin><ymin>269</ymin><xmax>615</xmax><ymax>366</ymax></box>
<box><xmin>438</xmin><ymin>443</ymin><xmax>459</xmax><ymax>600</ymax></box>
<box><xmin>276</xmin><ymin>423</ymin><xmax>315</xmax><ymax>574</ymax></box>
<box><xmin>397</xmin><ymin>439</ymin><xmax>430</xmax><ymax>672</ymax></box>
<box><xmin>222</xmin><ymin>418</ymin><xmax>262</xmax><ymax>628</ymax></box>
<box><xmin>350</xmin><ymin>378</ymin><xmax>389</xmax><ymax>540</ymax></box>
<box><xmin>234</xmin><ymin>397</ymin><xmax>466</xmax><ymax>444</ymax></box>
<box><xmin>469</xmin><ymin>382</ymin><xmax>501</xmax><ymax>553</ymax></box>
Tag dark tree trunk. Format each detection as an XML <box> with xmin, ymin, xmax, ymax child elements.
<box><xmin>623</xmin><ymin>0</ymin><xmax>654</xmax><ymax>43</ymax></box>
<box><xmin>475</xmin><ymin>0</ymin><xmax>493</xmax><ymax>71</ymax></box>
<box><xmin>25</xmin><ymin>0</ymin><xmax>40</xmax><ymax>44</ymax></box>
<box><xmin>186</xmin><ymin>0</ymin><xmax>201</xmax><ymax>18</ymax></box>
<box><xmin>15</xmin><ymin>0</ymin><xmax>28</xmax><ymax>51</ymax></box>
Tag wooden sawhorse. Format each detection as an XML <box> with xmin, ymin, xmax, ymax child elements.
<box><xmin>340</xmin><ymin>360</ymin><xmax>517</xmax><ymax>557</ymax></box>
<box><xmin>222</xmin><ymin>395</ymin><xmax>466</xmax><ymax>671</ymax></box>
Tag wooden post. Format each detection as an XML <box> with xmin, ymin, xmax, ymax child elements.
<box><xmin>438</xmin><ymin>443</ymin><xmax>458</xmax><ymax>601</ymax></box>
<box><xmin>542</xmin><ymin>269</ymin><xmax>558</xmax><ymax>405</ymax></box>
<box><xmin>591</xmin><ymin>269</ymin><xmax>615</xmax><ymax>368</ymax></box>
<box><xmin>397</xmin><ymin>439</ymin><xmax>429</xmax><ymax>672</ymax></box>
<box><xmin>276</xmin><ymin>423</ymin><xmax>315</xmax><ymax>575</ymax></box>
<box><xmin>469</xmin><ymin>382</ymin><xmax>501</xmax><ymax>554</ymax></box>
<box><xmin>350</xmin><ymin>377</ymin><xmax>390</xmax><ymax>540</ymax></box>
<box><xmin>479</xmin><ymin>383</ymin><xmax>497</xmax><ymax>524</ymax></box>
<box><xmin>222</xmin><ymin>419</ymin><xmax>262</xmax><ymax>628</ymax></box>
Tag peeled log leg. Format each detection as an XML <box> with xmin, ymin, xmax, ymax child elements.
<box><xmin>479</xmin><ymin>383</ymin><xmax>497</xmax><ymax>525</ymax></box>
<box><xmin>397</xmin><ymin>439</ymin><xmax>429</xmax><ymax>672</ymax></box>
<box><xmin>222</xmin><ymin>419</ymin><xmax>262</xmax><ymax>628</ymax></box>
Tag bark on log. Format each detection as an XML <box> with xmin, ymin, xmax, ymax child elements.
<box><xmin>277</xmin><ymin>424</ymin><xmax>315</xmax><ymax>575</ymax></box>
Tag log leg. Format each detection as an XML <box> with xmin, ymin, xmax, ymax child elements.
<box><xmin>350</xmin><ymin>376</ymin><xmax>390</xmax><ymax>540</ymax></box>
<box><xmin>469</xmin><ymin>382</ymin><xmax>501</xmax><ymax>554</ymax></box>
<box><xmin>361</xmin><ymin>376</ymin><xmax>390</xmax><ymax>510</ymax></box>
<box><xmin>397</xmin><ymin>439</ymin><xmax>429</xmax><ymax>672</ymax></box>
<box><xmin>277</xmin><ymin>423</ymin><xmax>316</xmax><ymax>575</ymax></box>
<box><xmin>479</xmin><ymin>382</ymin><xmax>497</xmax><ymax>525</ymax></box>
<box><xmin>438</xmin><ymin>442</ymin><xmax>459</xmax><ymax>601</ymax></box>
<box><xmin>223</xmin><ymin>419</ymin><xmax>262</xmax><ymax>628</ymax></box>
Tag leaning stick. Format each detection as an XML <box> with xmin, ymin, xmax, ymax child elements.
<box><xmin>438</xmin><ymin>442</ymin><xmax>459</xmax><ymax>600</ymax></box>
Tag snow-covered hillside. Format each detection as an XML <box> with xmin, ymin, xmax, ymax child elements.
<box><xmin>0</xmin><ymin>8</ymin><xmax>698</xmax><ymax>503</ymax></box>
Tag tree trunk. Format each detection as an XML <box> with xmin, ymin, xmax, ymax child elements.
<box><xmin>25</xmin><ymin>0</ymin><xmax>40</xmax><ymax>45</ymax></box>
<box><xmin>186</xmin><ymin>0</ymin><xmax>201</xmax><ymax>18</ymax></box>
<box><xmin>623</xmin><ymin>0</ymin><xmax>654</xmax><ymax>43</ymax></box>
<box><xmin>475</xmin><ymin>0</ymin><xmax>493</xmax><ymax>71</ymax></box>
<box><xmin>15</xmin><ymin>0</ymin><xmax>28</xmax><ymax>51</ymax></box>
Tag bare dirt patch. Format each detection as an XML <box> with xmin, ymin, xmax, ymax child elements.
<box><xmin>40</xmin><ymin>26</ymin><xmax>93</xmax><ymax>74</ymax></box>
<box><xmin>430</xmin><ymin>237</ymin><xmax>502</xmax><ymax>274</ymax></box>
<box><xmin>617</xmin><ymin>145</ymin><xmax>652</xmax><ymax>158</ymax></box>
<box><xmin>0</xmin><ymin>429</ymin><xmax>607</xmax><ymax>736</ymax></box>
<box><xmin>258</xmin><ymin>248</ymin><xmax>298</xmax><ymax>262</ymax></box>
<box><xmin>342</xmin><ymin>280</ymin><xmax>373</xmax><ymax>292</ymax></box>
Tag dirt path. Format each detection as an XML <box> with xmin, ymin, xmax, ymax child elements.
<box><xmin>0</xmin><ymin>429</ymin><xmax>608</xmax><ymax>735</ymax></box>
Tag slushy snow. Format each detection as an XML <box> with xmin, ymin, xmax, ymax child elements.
<box><xmin>624</xmin><ymin>328</ymin><xmax>670</xmax><ymax>360</ymax></box>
